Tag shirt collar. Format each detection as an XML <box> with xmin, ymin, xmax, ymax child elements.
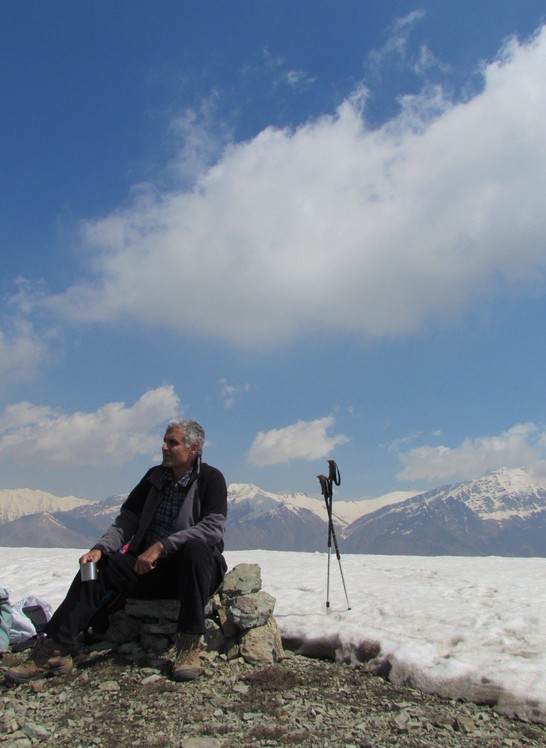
<box><xmin>163</xmin><ymin>467</ymin><xmax>194</xmax><ymax>488</ymax></box>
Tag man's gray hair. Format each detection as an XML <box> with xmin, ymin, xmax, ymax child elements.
<box><xmin>166</xmin><ymin>418</ymin><xmax>205</xmax><ymax>453</ymax></box>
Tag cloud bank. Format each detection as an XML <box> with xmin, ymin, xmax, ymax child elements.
<box><xmin>41</xmin><ymin>26</ymin><xmax>546</xmax><ymax>348</ymax></box>
<box><xmin>397</xmin><ymin>423</ymin><xmax>546</xmax><ymax>483</ymax></box>
<box><xmin>247</xmin><ymin>416</ymin><xmax>349</xmax><ymax>466</ymax></box>
<box><xmin>0</xmin><ymin>386</ymin><xmax>180</xmax><ymax>467</ymax></box>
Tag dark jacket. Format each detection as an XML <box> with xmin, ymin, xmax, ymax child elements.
<box><xmin>92</xmin><ymin>462</ymin><xmax>227</xmax><ymax>556</ymax></box>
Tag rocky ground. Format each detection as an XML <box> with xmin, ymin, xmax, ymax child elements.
<box><xmin>2</xmin><ymin>645</ymin><xmax>546</xmax><ymax>748</ymax></box>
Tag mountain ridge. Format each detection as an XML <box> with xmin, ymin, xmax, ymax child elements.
<box><xmin>0</xmin><ymin>488</ymin><xmax>93</xmax><ymax>523</ymax></box>
<box><xmin>343</xmin><ymin>467</ymin><xmax>546</xmax><ymax>556</ymax></box>
<box><xmin>1</xmin><ymin>467</ymin><xmax>545</xmax><ymax>555</ymax></box>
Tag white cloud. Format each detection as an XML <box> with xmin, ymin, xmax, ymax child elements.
<box><xmin>386</xmin><ymin>430</ymin><xmax>425</xmax><ymax>451</ymax></box>
<box><xmin>44</xmin><ymin>26</ymin><xmax>546</xmax><ymax>348</ymax></box>
<box><xmin>0</xmin><ymin>385</ymin><xmax>180</xmax><ymax>467</ymax></box>
<box><xmin>0</xmin><ymin>318</ymin><xmax>51</xmax><ymax>382</ymax></box>
<box><xmin>247</xmin><ymin>416</ymin><xmax>349</xmax><ymax>466</ymax></box>
<box><xmin>286</xmin><ymin>70</ymin><xmax>316</xmax><ymax>87</ymax></box>
<box><xmin>218</xmin><ymin>378</ymin><xmax>252</xmax><ymax>409</ymax></box>
<box><xmin>367</xmin><ymin>10</ymin><xmax>427</xmax><ymax>74</ymax></box>
<box><xmin>396</xmin><ymin>423</ymin><xmax>543</xmax><ymax>482</ymax></box>
<box><xmin>0</xmin><ymin>279</ymin><xmax>55</xmax><ymax>382</ymax></box>
<box><xmin>168</xmin><ymin>92</ymin><xmax>233</xmax><ymax>185</ymax></box>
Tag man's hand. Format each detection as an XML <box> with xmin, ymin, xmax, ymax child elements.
<box><xmin>79</xmin><ymin>549</ymin><xmax>102</xmax><ymax>565</ymax></box>
<box><xmin>134</xmin><ymin>542</ymin><xmax>165</xmax><ymax>575</ymax></box>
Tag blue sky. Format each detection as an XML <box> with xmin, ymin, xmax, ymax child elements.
<box><xmin>2</xmin><ymin>1</ymin><xmax>546</xmax><ymax>501</ymax></box>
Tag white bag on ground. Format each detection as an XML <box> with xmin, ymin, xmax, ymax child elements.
<box><xmin>10</xmin><ymin>596</ymin><xmax>52</xmax><ymax>645</ymax></box>
<box><xmin>0</xmin><ymin>587</ymin><xmax>11</xmax><ymax>651</ymax></box>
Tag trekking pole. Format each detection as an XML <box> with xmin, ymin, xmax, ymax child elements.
<box><xmin>318</xmin><ymin>474</ymin><xmax>333</xmax><ymax>609</ymax></box>
<box><xmin>317</xmin><ymin>460</ymin><xmax>351</xmax><ymax>611</ymax></box>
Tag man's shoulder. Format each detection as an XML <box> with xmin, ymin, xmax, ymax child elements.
<box><xmin>198</xmin><ymin>464</ymin><xmax>227</xmax><ymax>514</ymax></box>
<box><xmin>199</xmin><ymin>463</ymin><xmax>227</xmax><ymax>493</ymax></box>
<box><xmin>200</xmin><ymin>462</ymin><xmax>225</xmax><ymax>481</ymax></box>
<box><xmin>122</xmin><ymin>465</ymin><xmax>163</xmax><ymax>510</ymax></box>
<box><xmin>145</xmin><ymin>465</ymin><xmax>165</xmax><ymax>487</ymax></box>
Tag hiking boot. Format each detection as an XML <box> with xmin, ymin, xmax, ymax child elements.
<box><xmin>4</xmin><ymin>635</ymin><xmax>73</xmax><ymax>683</ymax></box>
<box><xmin>172</xmin><ymin>633</ymin><xmax>202</xmax><ymax>681</ymax></box>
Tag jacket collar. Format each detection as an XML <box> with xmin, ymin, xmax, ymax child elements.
<box><xmin>147</xmin><ymin>464</ymin><xmax>197</xmax><ymax>490</ymax></box>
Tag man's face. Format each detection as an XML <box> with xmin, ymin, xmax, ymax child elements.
<box><xmin>161</xmin><ymin>429</ymin><xmax>197</xmax><ymax>478</ymax></box>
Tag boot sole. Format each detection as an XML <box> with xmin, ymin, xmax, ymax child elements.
<box><xmin>5</xmin><ymin>661</ymin><xmax>73</xmax><ymax>683</ymax></box>
<box><xmin>172</xmin><ymin>667</ymin><xmax>202</xmax><ymax>681</ymax></box>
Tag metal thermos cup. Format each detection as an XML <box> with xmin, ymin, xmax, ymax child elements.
<box><xmin>80</xmin><ymin>561</ymin><xmax>98</xmax><ymax>582</ymax></box>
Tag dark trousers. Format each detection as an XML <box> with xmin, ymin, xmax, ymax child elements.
<box><xmin>44</xmin><ymin>539</ymin><xmax>226</xmax><ymax>651</ymax></box>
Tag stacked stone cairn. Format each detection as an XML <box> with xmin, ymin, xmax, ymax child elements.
<box><xmin>100</xmin><ymin>563</ymin><xmax>285</xmax><ymax>665</ymax></box>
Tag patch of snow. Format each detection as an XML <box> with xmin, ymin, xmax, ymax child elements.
<box><xmin>2</xmin><ymin>547</ymin><xmax>545</xmax><ymax>724</ymax></box>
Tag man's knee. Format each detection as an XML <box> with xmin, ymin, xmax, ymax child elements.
<box><xmin>176</xmin><ymin>539</ymin><xmax>212</xmax><ymax>564</ymax></box>
<box><xmin>101</xmin><ymin>552</ymin><xmax>139</xmax><ymax>591</ymax></box>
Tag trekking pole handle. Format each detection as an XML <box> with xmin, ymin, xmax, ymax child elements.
<box><xmin>327</xmin><ymin>460</ymin><xmax>341</xmax><ymax>486</ymax></box>
<box><xmin>317</xmin><ymin>474</ymin><xmax>329</xmax><ymax>498</ymax></box>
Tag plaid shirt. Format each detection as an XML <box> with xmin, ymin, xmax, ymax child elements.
<box><xmin>144</xmin><ymin>469</ymin><xmax>193</xmax><ymax>546</ymax></box>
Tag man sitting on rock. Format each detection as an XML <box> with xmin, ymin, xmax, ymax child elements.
<box><xmin>6</xmin><ymin>418</ymin><xmax>227</xmax><ymax>683</ymax></box>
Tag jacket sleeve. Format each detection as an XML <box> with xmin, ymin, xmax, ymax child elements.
<box><xmin>92</xmin><ymin>508</ymin><xmax>140</xmax><ymax>554</ymax></box>
<box><xmin>161</xmin><ymin>466</ymin><xmax>227</xmax><ymax>554</ymax></box>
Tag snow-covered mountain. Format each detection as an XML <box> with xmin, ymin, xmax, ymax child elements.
<box><xmin>1</xmin><ymin>468</ymin><xmax>545</xmax><ymax>555</ymax></box>
<box><xmin>425</xmin><ymin>467</ymin><xmax>546</xmax><ymax>519</ymax></box>
<box><xmin>343</xmin><ymin>467</ymin><xmax>546</xmax><ymax>556</ymax></box>
<box><xmin>0</xmin><ymin>493</ymin><xmax>126</xmax><ymax>548</ymax></box>
<box><xmin>228</xmin><ymin>483</ymin><xmax>416</xmax><ymax>525</ymax></box>
<box><xmin>225</xmin><ymin>483</ymin><xmax>417</xmax><ymax>551</ymax></box>
<box><xmin>0</xmin><ymin>483</ymin><xmax>414</xmax><ymax>550</ymax></box>
<box><xmin>0</xmin><ymin>488</ymin><xmax>93</xmax><ymax>523</ymax></box>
